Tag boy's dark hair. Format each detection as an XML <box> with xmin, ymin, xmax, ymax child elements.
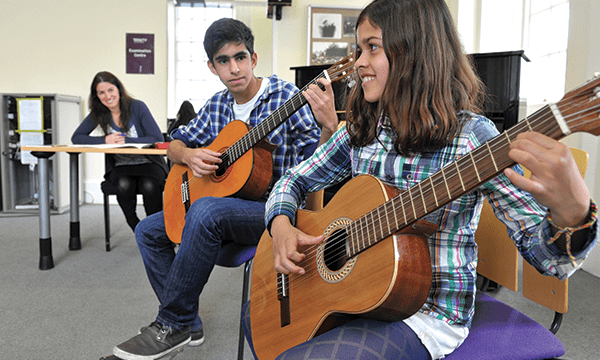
<box><xmin>203</xmin><ymin>18</ymin><xmax>254</xmax><ymax>63</ymax></box>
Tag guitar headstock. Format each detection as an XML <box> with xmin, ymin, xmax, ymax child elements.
<box><xmin>326</xmin><ymin>54</ymin><xmax>355</xmax><ymax>84</ymax></box>
<box><xmin>558</xmin><ymin>73</ymin><xmax>600</xmax><ymax>136</ymax></box>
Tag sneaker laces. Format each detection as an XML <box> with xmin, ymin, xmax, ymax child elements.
<box><xmin>156</xmin><ymin>324</ymin><xmax>173</xmax><ymax>341</ymax></box>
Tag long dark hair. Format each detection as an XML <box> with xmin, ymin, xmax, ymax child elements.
<box><xmin>168</xmin><ymin>100</ymin><xmax>197</xmax><ymax>134</ymax></box>
<box><xmin>346</xmin><ymin>0</ymin><xmax>483</xmax><ymax>156</ymax></box>
<box><xmin>88</xmin><ymin>71</ymin><xmax>133</xmax><ymax>134</ymax></box>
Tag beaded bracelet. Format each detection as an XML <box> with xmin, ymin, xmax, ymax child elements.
<box><xmin>547</xmin><ymin>200</ymin><xmax>597</xmax><ymax>265</ymax></box>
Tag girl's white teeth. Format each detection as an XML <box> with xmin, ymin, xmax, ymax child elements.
<box><xmin>362</xmin><ymin>76</ymin><xmax>375</xmax><ymax>83</ymax></box>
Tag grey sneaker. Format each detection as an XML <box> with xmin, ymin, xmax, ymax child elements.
<box><xmin>188</xmin><ymin>328</ymin><xmax>204</xmax><ymax>347</ymax></box>
<box><xmin>113</xmin><ymin>321</ymin><xmax>190</xmax><ymax>360</ymax></box>
<box><xmin>139</xmin><ymin>321</ymin><xmax>204</xmax><ymax>347</ymax></box>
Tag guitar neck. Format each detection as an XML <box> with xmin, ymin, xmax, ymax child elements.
<box><xmin>346</xmin><ymin>105</ymin><xmax>569</xmax><ymax>257</ymax></box>
<box><xmin>221</xmin><ymin>71</ymin><xmax>330</xmax><ymax>168</ymax></box>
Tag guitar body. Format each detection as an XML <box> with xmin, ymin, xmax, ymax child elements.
<box><xmin>250</xmin><ymin>175</ymin><xmax>432</xmax><ymax>360</ymax></box>
<box><xmin>248</xmin><ymin>74</ymin><xmax>600</xmax><ymax>359</ymax></box>
<box><xmin>163</xmin><ymin>56</ymin><xmax>356</xmax><ymax>244</ymax></box>
<box><xmin>164</xmin><ymin>120</ymin><xmax>274</xmax><ymax>243</ymax></box>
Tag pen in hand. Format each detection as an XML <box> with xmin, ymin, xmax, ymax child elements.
<box><xmin>106</xmin><ymin>132</ymin><xmax>126</xmax><ymax>144</ymax></box>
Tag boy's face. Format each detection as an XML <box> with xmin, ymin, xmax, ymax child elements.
<box><xmin>208</xmin><ymin>42</ymin><xmax>258</xmax><ymax>103</ymax></box>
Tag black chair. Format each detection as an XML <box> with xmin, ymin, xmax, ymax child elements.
<box><xmin>101</xmin><ymin>154</ymin><xmax>149</xmax><ymax>252</ymax></box>
<box><xmin>100</xmin><ymin>154</ymin><xmax>131</xmax><ymax>251</ymax></box>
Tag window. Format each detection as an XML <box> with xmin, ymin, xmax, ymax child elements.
<box><xmin>478</xmin><ymin>0</ymin><xmax>524</xmax><ymax>54</ymax></box>
<box><xmin>170</xmin><ymin>2</ymin><xmax>234</xmax><ymax>117</ymax></box>
<box><xmin>472</xmin><ymin>0</ymin><xmax>570</xmax><ymax>113</ymax></box>
<box><xmin>521</xmin><ymin>0</ymin><xmax>570</xmax><ymax>106</ymax></box>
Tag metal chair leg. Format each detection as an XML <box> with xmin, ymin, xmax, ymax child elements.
<box><xmin>238</xmin><ymin>259</ymin><xmax>253</xmax><ymax>360</ymax></box>
<box><xmin>103</xmin><ymin>192</ymin><xmax>111</xmax><ymax>251</ymax></box>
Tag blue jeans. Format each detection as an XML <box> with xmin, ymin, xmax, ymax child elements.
<box><xmin>135</xmin><ymin>196</ymin><xmax>266</xmax><ymax>330</ymax></box>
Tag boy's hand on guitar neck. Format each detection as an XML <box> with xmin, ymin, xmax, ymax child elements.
<box><xmin>303</xmin><ymin>78</ymin><xmax>339</xmax><ymax>145</ymax></box>
<box><xmin>504</xmin><ymin>132</ymin><xmax>590</xmax><ymax>228</ymax></box>
<box><xmin>271</xmin><ymin>215</ymin><xmax>324</xmax><ymax>275</ymax></box>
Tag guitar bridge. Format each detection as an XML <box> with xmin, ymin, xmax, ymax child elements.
<box><xmin>181</xmin><ymin>171</ymin><xmax>190</xmax><ymax>213</ymax></box>
<box><xmin>277</xmin><ymin>273</ymin><xmax>291</xmax><ymax>327</ymax></box>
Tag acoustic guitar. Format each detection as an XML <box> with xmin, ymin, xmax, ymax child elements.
<box><xmin>163</xmin><ymin>56</ymin><xmax>354</xmax><ymax>243</ymax></box>
<box><xmin>250</xmin><ymin>75</ymin><xmax>600</xmax><ymax>360</ymax></box>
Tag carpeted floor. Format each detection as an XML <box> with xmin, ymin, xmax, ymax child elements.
<box><xmin>1</xmin><ymin>204</ymin><xmax>599</xmax><ymax>359</ymax></box>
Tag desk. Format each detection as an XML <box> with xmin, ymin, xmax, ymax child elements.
<box><xmin>20</xmin><ymin>145</ymin><xmax>167</xmax><ymax>270</ymax></box>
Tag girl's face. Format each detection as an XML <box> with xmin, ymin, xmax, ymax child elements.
<box><xmin>355</xmin><ymin>19</ymin><xmax>389</xmax><ymax>103</ymax></box>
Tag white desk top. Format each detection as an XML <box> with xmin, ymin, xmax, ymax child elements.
<box><xmin>21</xmin><ymin>144</ymin><xmax>167</xmax><ymax>155</ymax></box>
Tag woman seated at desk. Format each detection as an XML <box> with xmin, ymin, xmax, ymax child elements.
<box><xmin>72</xmin><ymin>71</ymin><xmax>168</xmax><ymax>232</ymax></box>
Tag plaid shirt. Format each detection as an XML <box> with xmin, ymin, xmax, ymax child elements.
<box><xmin>266</xmin><ymin>114</ymin><xmax>597</xmax><ymax>331</ymax></box>
<box><xmin>171</xmin><ymin>75</ymin><xmax>321</xmax><ymax>196</ymax></box>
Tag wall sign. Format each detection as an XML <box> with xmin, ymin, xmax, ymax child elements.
<box><xmin>126</xmin><ymin>33</ymin><xmax>154</xmax><ymax>74</ymax></box>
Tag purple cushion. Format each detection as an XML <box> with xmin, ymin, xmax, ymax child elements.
<box><xmin>446</xmin><ymin>293</ymin><xmax>565</xmax><ymax>359</ymax></box>
<box><xmin>214</xmin><ymin>242</ymin><xmax>256</xmax><ymax>268</ymax></box>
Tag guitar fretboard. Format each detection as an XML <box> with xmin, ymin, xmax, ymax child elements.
<box><xmin>218</xmin><ymin>72</ymin><xmax>329</xmax><ymax>172</ymax></box>
<box><xmin>345</xmin><ymin>105</ymin><xmax>566</xmax><ymax>257</ymax></box>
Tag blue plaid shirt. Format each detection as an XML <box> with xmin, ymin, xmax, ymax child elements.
<box><xmin>266</xmin><ymin>114</ymin><xmax>597</xmax><ymax>332</ymax></box>
<box><xmin>171</xmin><ymin>75</ymin><xmax>321</xmax><ymax>196</ymax></box>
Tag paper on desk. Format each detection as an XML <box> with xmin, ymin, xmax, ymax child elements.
<box><xmin>65</xmin><ymin>143</ymin><xmax>154</xmax><ymax>149</ymax></box>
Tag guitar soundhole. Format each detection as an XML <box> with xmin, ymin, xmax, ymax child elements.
<box><xmin>211</xmin><ymin>152</ymin><xmax>231</xmax><ymax>182</ymax></box>
<box><xmin>317</xmin><ymin>217</ymin><xmax>357</xmax><ymax>284</ymax></box>
<box><xmin>215</xmin><ymin>163</ymin><xmax>228</xmax><ymax>177</ymax></box>
<box><xmin>323</xmin><ymin>229</ymin><xmax>349</xmax><ymax>271</ymax></box>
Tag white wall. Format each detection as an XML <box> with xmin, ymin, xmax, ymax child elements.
<box><xmin>271</xmin><ymin>0</ymin><xmax>370</xmax><ymax>83</ymax></box>
<box><xmin>0</xmin><ymin>0</ymin><xmax>168</xmax><ymax>203</ymax></box>
<box><xmin>564</xmin><ymin>0</ymin><xmax>600</xmax><ymax>277</ymax></box>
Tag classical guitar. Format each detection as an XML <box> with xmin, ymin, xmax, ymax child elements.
<box><xmin>250</xmin><ymin>75</ymin><xmax>600</xmax><ymax>360</ymax></box>
<box><xmin>164</xmin><ymin>56</ymin><xmax>354</xmax><ymax>243</ymax></box>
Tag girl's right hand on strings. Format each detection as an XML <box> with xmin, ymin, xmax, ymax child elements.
<box><xmin>271</xmin><ymin>215</ymin><xmax>324</xmax><ymax>275</ymax></box>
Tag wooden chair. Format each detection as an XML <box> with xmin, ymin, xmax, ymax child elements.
<box><xmin>446</xmin><ymin>147</ymin><xmax>589</xmax><ymax>359</ymax></box>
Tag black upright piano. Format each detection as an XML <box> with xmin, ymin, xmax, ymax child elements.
<box><xmin>291</xmin><ymin>50</ymin><xmax>530</xmax><ymax>133</ymax></box>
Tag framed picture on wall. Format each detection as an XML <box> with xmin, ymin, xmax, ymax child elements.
<box><xmin>307</xmin><ymin>5</ymin><xmax>361</xmax><ymax>65</ymax></box>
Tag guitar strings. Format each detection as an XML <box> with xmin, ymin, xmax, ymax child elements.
<box><xmin>310</xmin><ymin>100</ymin><xmax>594</xmax><ymax>290</ymax></box>
<box><xmin>174</xmin><ymin>61</ymin><xmax>355</xmax><ymax>247</ymax></box>
<box><xmin>280</xmin><ymin>106</ymin><xmax>600</xmax><ymax>294</ymax></box>
<box><xmin>180</xmin><ymin>62</ymin><xmax>354</xmax><ymax>192</ymax></box>
<box><xmin>278</xmin><ymin>112</ymin><xmax>548</xmax><ymax>290</ymax></box>
<box><xmin>278</xmin><ymin>72</ymin><xmax>597</xmax><ymax>294</ymax></box>
<box><xmin>276</xmin><ymin>97</ymin><xmax>600</xmax><ymax>294</ymax></box>
<box><xmin>275</xmin><ymin>110</ymin><xmax>554</xmax><ymax>293</ymax></box>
